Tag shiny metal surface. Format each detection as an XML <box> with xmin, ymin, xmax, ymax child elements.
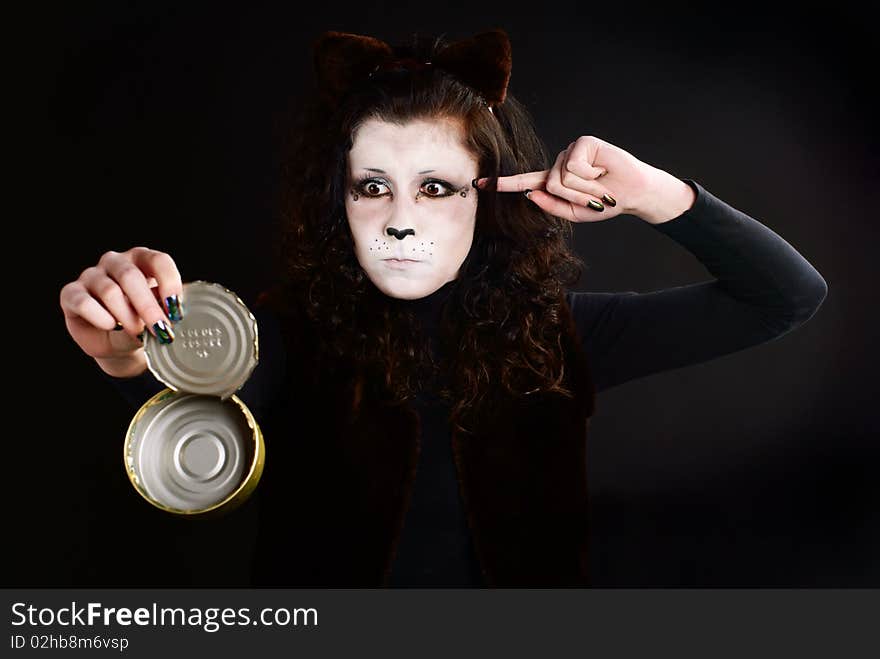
<box><xmin>144</xmin><ymin>280</ymin><xmax>258</xmax><ymax>400</ymax></box>
<box><xmin>125</xmin><ymin>389</ymin><xmax>264</xmax><ymax>514</ymax></box>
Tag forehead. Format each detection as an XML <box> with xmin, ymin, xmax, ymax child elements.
<box><xmin>348</xmin><ymin>117</ymin><xmax>476</xmax><ymax>169</ymax></box>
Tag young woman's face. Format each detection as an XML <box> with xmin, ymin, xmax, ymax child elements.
<box><xmin>345</xmin><ymin>117</ymin><xmax>479</xmax><ymax>300</ymax></box>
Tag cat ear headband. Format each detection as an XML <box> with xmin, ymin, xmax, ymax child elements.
<box><xmin>312</xmin><ymin>28</ymin><xmax>512</xmax><ymax>112</ymax></box>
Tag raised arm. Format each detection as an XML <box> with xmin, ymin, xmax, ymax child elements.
<box><xmin>567</xmin><ymin>178</ymin><xmax>828</xmax><ymax>393</ymax></box>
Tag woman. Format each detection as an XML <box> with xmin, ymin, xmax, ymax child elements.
<box><xmin>59</xmin><ymin>29</ymin><xmax>827</xmax><ymax>587</ymax></box>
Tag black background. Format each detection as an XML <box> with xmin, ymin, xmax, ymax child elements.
<box><xmin>15</xmin><ymin>2</ymin><xmax>877</xmax><ymax>586</ymax></box>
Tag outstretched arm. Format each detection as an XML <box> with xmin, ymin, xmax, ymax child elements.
<box><xmin>101</xmin><ymin>306</ymin><xmax>288</xmax><ymax>419</ymax></box>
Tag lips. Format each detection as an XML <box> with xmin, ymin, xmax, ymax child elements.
<box><xmin>381</xmin><ymin>258</ymin><xmax>422</xmax><ymax>270</ymax></box>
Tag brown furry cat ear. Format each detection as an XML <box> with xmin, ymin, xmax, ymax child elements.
<box><xmin>312</xmin><ymin>31</ymin><xmax>394</xmax><ymax>105</ymax></box>
<box><xmin>311</xmin><ymin>28</ymin><xmax>513</xmax><ymax>108</ymax></box>
<box><xmin>433</xmin><ymin>29</ymin><xmax>512</xmax><ymax>107</ymax></box>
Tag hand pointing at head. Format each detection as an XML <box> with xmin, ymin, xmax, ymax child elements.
<box><xmin>474</xmin><ymin>135</ymin><xmax>696</xmax><ymax>225</ymax></box>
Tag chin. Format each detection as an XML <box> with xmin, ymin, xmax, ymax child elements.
<box><xmin>378</xmin><ymin>280</ymin><xmax>432</xmax><ymax>300</ymax></box>
<box><xmin>369</xmin><ymin>273</ymin><xmax>437</xmax><ymax>300</ymax></box>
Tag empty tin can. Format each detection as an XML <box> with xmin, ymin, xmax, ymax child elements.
<box><xmin>123</xmin><ymin>280</ymin><xmax>264</xmax><ymax>516</ymax></box>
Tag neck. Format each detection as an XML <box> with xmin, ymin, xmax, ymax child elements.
<box><xmin>399</xmin><ymin>279</ymin><xmax>456</xmax><ymax>313</ymax></box>
<box><xmin>387</xmin><ymin>278</ymin><xmax>456</xmax><ymax>341</ymax></box>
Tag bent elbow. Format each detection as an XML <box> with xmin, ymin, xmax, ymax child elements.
<box><xmin>793</xmin><ymin>274</ymin><xmax>828</xmax><ymax>323</ymax></box>
<box><xmin>764</xmin><ymin>276</ymin><xmax>828</xmax><ymax>335</ymax></box>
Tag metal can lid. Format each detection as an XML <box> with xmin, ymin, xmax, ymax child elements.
<box><xmin>144</xmin><ymin>280</ymin><xmax>258</xmax><ymax>399</ymax></box>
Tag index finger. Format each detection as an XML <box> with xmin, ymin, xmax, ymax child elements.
<box><xmin>485</xmin><ymin>170</ymin><xmax>550</xmax><ymax>193</ymax></box>
<box><xmin>128</xmin><ymin>247</ymin><xmax>185</xmax><ymax>321</ymax></box>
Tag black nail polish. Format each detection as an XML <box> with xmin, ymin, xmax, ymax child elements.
<box><xmin>472</xmin><ymin>178</ymin><xmax>480</xmax><ymax>189</ymax></box>
<box><xmin>587</xmin><ymin>199</ymin><xmax>605</xmax><ymax>211</ymax></box>
<box><xmin>165</xmin><ymin>294</ymin><xmax>184</xmax><ymax>322</ymax></box>
<box><xmin>113</xmin><ymin>321</ymin><xmax>124</xmax><ymax>331</ymax></box>
<box><xmin>602</xmin><ymin>194</ymin><xmax>617</xmax><ymax>207</ymax></box>
<box><xmin>152</xmin><ymin>320</ymin><xmax>175</xmax><ymax>344</ymax></box>
<box><xmin>523</xmin><ymin>189</ymin><xmax>533</xmax><ymax>199</ymax></box>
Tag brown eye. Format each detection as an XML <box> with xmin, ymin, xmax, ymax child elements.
<box><xmin>354</xmin><ymin>178</ymin><xmax>391</xmax><ymax>198</ymax></box>
<box><xmin>421</xmin><ymin>180</ymin><xmax>452</xmax><ymax>197</ymax></box>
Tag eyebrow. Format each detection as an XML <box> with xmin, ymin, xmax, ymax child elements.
<box><xmin>364</xmin><ymin>168</ymin><xmax>437</xmax><ymax>175</ymax></box>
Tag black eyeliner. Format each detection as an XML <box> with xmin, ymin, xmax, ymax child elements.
<box><xmin>352</xmin><ymin>175</ymin><xmax>462</xmax><ymax>198</ymax></box>
<box><xmin>421</xmin><ymin>177</ymin><xmax>459</xmax><ymax>197</ymax></box>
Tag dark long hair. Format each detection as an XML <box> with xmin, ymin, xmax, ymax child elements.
<box><xmin>266</xmin><ymin>32</ymin><xmax>584</xmax><ymax>433</ymax></box>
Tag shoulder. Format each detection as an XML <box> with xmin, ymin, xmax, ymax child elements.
<box><xmin>565</xmin><ymin>289</ymin><xmax>638</xmax><ymax>319</ymax></box>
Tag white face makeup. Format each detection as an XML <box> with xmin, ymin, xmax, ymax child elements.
<box><xmin>345</xmin><ymin>117</ymin><xmax>479</xmax><ymax>300</ymax></box>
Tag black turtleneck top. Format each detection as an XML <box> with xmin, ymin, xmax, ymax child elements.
<box><xmin>103</xmin><ymin>178</ymin><xmax>827</xmax><ymax>587</ymax></box>
<box><xmin>389</xmin><ymin>279</ymin><xmax>481</xmax><ymax>586</ymax></box>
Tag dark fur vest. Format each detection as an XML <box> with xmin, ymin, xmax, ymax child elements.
<box><xmin>251</xmin><ymin>290</ymin><xmax>596</xmax><ymax>587</ymax></box>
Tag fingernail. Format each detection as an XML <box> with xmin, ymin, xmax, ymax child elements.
<box><xmin>602</xmin><ymin>194</ymin><xmax>617</xmax><ymax>207</ymax></box>
<box><xmin>587</xmin><ymin>199</ymin><xmax>605</xmax><ymax>211</ymax></box>
<box><xmin>164</xmin><ymin>294</ymin><xmax>184</xmax><ymax>322</ymax></box>
<box><xmin>152</xmin><ymin>320</ymin><xmax>175</xmax><ymax>344</ymax></box>
<box><xmin>472</xmin><ymin>178</ymin><xmax>480</xmax><ymax>189</ymax></box>
<box><xmin>113</xmin><ymin>321</ymin><xmax>124</xmax><ymax>331</ymax></box>
<box><xmin>523</xmin><ymin>189</ymin><xmax>533</xmax><ymax>199</ymax></box>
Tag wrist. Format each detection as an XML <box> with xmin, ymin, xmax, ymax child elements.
<box><xmin>635</xmin><ymin>169</ymin><xmax>697</xmax><ymax>225</ymax></box>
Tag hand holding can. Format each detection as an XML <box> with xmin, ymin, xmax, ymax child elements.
<box><xmin>59</xmin><ymin>246</ymin><xmax>184</xmax><ymax>378</ymax></box>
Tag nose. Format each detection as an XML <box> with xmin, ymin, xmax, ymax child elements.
<box><xmin>387</xmin><ymin>227</ymin><xmax>414</xmax><ymax>240</ymax></box>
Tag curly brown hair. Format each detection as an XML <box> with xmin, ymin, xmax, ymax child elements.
<box><xmin>264</xmin><ymin>32</ymin><xmax>585</xmax><ymax>434</ymax></box>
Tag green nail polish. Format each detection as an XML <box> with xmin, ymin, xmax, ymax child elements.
<box><xmin>602</xmin><ymin>194</ymin><xmax>617</xmax><ymax>207</ymax></box>
<box><xmin>587</xmin><ymin>199</ymin><xmax>605</xmax><ymax>211</ymax></box>
<box><xmin>165</xmin><ymin>294</ymin><xmax>184</xmax><ymax>322</ymax></box>
<box><xmin>153</xmin><ymin>320</ymin><xmax>174</xmax><ymax>344</ymax></box>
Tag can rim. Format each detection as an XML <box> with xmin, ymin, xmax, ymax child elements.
<box><xmin>123</xmin><ymin>388</ymin><xmax>265</xmax><ymax>516</ymax></box>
